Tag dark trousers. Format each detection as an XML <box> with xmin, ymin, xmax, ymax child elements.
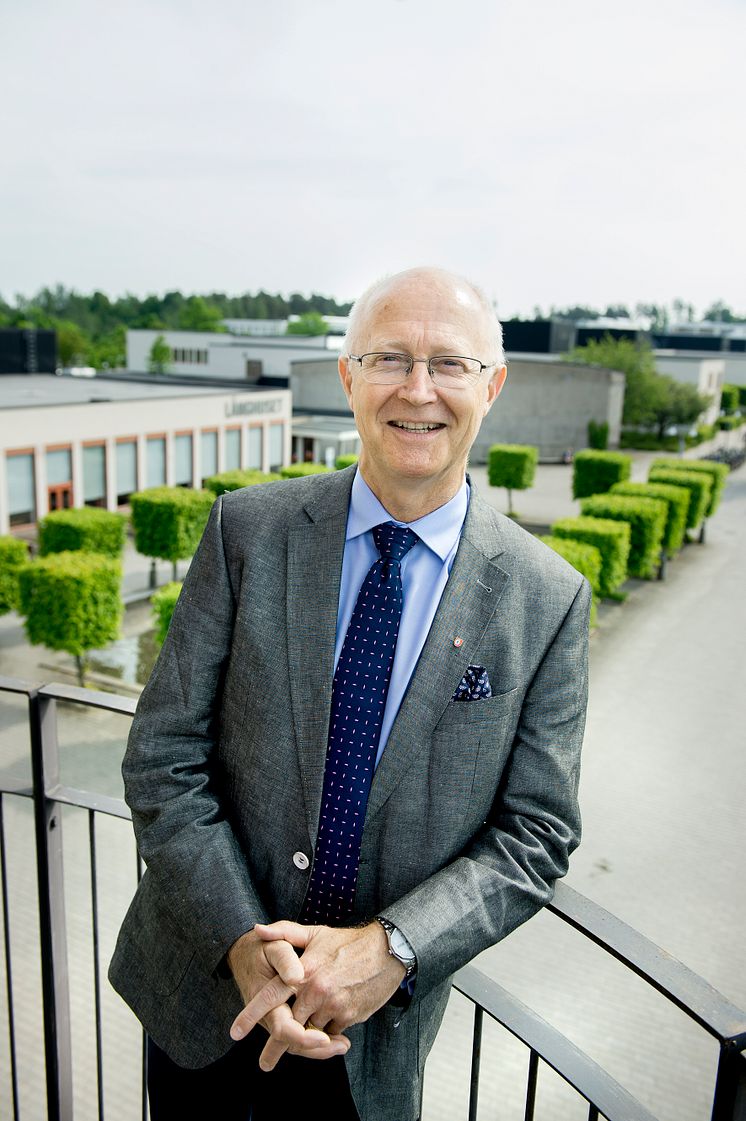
<box><xmin>147</xmin><ymin>1032</ymin><xmax>360</xmax><ymax>1121</ymax></box>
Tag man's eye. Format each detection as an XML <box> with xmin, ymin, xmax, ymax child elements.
<box><xmin>379</xmin><ymin>354</ymin><xmax>404</xmax><ymax>364</ymax></box>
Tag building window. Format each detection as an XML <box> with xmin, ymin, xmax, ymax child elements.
<box><xmin>82</xmin><ymin>444</ymin><xmax>106</xmax><ymax>508</ymax></box>
<box><xmin>201</xmin><ymin>430</ymin><xmax>218</xmax><ymax>484</ymax></box>
<box><xmin>116</xmin><ymin>441</ymin><xmax>137</xmax><ymax>504</ymax></box>
<box><xmin>6</xmin><ymin>452</ymin><xmax>36</xmax><ymax>526</ymax></box>
<box><xmin>171</xmin><ymin>348</ymin><xmax>208</xmax><ymax>365</ymax></box>
<box><xmin>146</xmin><ymin>437</ymin><xmax>166</xmax><ymax>487</ymax></box>
<box><xmin>174</xmin><ymin>433</ymin><xmax>193</xmax><ymax>487</ymax></box>
<box><xmin>46</xmin><ymin>447</ymin><xmax>73</xmax><ymax>512</ymax></box>
<box><xmin>268</xmin><ymin>424</ymin><xmax>284</xmax><ymax>472</ymax></box>
<box><xmin>245</xmin><ymin>359</ymin><xmax>263</xmax><ymax>379</ymax></box>
<box><xmin>224</xmin><ymin>429</ymin><xmax>241</xmax><ymax>471</ymax></box>
<box><xmin>247</xmin><ymin>426</ymin><xmax>262</xmax><ymax>469</ymax></box>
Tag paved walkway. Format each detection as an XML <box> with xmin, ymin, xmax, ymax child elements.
<box><xmin>0</xmin><ymin>443</ymin><xmax>744</xmax><ymax>1119</ymax></box>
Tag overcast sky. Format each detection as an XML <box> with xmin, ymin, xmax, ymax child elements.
<box><xmin>2</xmin><ymin>0</ymin><xmax>744</xmax><ymax>317</ymax></box>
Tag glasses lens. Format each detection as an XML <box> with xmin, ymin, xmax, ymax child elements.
<box><xmin>429</xmin><ymin>357</ymin><xmax>482</xmax><ymax>386</ymax></box>
<box><xmin>360</xmin><ymin>353</ymin><xmax>410</xmax><ymax>382</ymax></box>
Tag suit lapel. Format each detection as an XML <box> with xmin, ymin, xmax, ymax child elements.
<box><xmin>366</xmin><ymin>491</ymin><xmax>511</xmax><ymax>821</ymax></box>
<box><xmin>286</xmin><ymin>471</ymin><xmax>353</xmax><ymax>840</ymax></box>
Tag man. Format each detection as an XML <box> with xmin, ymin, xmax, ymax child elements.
<box><xmin>110</xmin><ymin>266</ymin><xmax>590</xmax><ymax>1121</ymax></box>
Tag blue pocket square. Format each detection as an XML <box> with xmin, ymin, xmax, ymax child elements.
<box><xmin>452</xmin><ymin>665</ymin><xmax>492</xmax><ymax>702</ymax></box>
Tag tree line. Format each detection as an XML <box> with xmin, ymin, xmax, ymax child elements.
<box><xmin>0</xmin><ymin>286</ymin><xmax>354</xmax><ymax>368</ymax></box>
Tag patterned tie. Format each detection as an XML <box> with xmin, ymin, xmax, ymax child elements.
<box><xmin>300</xmin><ymin>521</ymin><xmax>418</xmax><ymax>924</ymax></box>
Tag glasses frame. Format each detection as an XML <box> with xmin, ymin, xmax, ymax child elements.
<box><xmin>348</xmin><ymin>352</ymin><xmax>495</xmax><ymax>388</ymax></box>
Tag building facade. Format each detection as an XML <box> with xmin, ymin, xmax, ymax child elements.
<box><xmin>0</xmin><ymin>376</ymin><xmax>291</xmax><ymax>534</ymax></box>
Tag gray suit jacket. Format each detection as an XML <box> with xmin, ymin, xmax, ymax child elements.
<box><xmin>109</xmin><ymin>466</ymin><xmax>590</xmax><ymax>1121</ymax></box>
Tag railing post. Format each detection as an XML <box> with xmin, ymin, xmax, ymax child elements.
<box><xmin>711</xmin><ymin>1041</ymin><xmax>746</xmax><ymax>1121</ymax></box>
<box><xmin>28</xmin><ymin>690</ymin><xmax>74</xmax><ymax>1121</ymax></box>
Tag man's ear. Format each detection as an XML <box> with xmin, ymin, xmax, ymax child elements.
<box><xmin>339</xmin><ymin>355</ymin><xmax>354</xmax><ymax>409</ymax></box>
<box><xmin>484</xmin><ymin>365</ymin><xmax>508</xmax><ymax>414</ymax></box>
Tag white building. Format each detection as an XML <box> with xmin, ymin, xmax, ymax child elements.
<box><xmin>0</xmin><ymin>374</ymin><xmax>291</xmax><ymax>534</ymax></box>
<box><xmin>126</xmin><ymin>329</ymin><xmax>342</xmax><ymax>382</ymax></box>
<box><xmin>652</xmin><ymin>353</ymin><xmax>724</xmax><ymax>424</ymax></box>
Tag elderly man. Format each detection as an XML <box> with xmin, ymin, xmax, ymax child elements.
<box><xmin>110</xmin><ymin>266</ymin><xmax>590</xmax><ymax>1121</ymax></box>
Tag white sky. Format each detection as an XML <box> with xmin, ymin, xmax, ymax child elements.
<box><xmin>2</xmin><ymin>0</ymin><xmax>745</xmax><ymax>317</ymax></box>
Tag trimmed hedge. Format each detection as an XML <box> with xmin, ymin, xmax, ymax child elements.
<box><xmin>280</xmin><ymin>463</ymin><xmax>333</xmax><ymax>478</ymax></box>
<box><xmin>650</xmin><ymin>457</ymin><xmax>728</xmax><ymax>518</ymax></box>
<box><xmin>0</xmin><ymin>536</ymin><xmax>30</xmax><ymax>614</ymax></box>
<box><xmin>647</xmin><ymin>468</ymin><xmax>712</xmax><ymax>529</ymax></box>
<box><xmin>18</xmin><ymin>552</ymin><xmax>122</xmax><ymax>680</ymax></box>
<box><xmin>488</xmin><ymin>443</ymin><xmax>538</xmax><ymax>516</ymax></box>
<box><xmin>38</xmin><ymin>508</ymin><xmax>127</xmax><ymax>558</ymax></box>
<box><xmin>572</xmin><ymin>450</ymin><xmax>632</xmax><ymax>499</ymax></box>
<box><xmin>130</xmin><ymin>487</ymin><xmax>215</xmax><ymax>562</ymax></box>
<box><xmin>204</xmin><ymin>469</ymin><xmax>281</xmax><ymax>496</ymax></box>
<box><xmin>550</xmin><ymin>516</ymin><xmax>630</xmax><ymax>597</ymax></box>
<box><xmin>610</xmin><ymin>482</ymin><xmax>689</xmax><ymax>556</ymax></box>
<box><xmin>720</xmin><ymin>384</ymin><xmax>740</xmax><ymax>413</ymax></box>
<box><xmin>151</xmin><ymin>582</ymin><xmax>183</xmax><ymax>646</ymax></box>
<box><xmin>587</xmin><ymin>420</ymin><xmax>609</xmax><ymax>450</ymax></box>
<box><xmin>580</xmin><ymin>494</ymin><xmax>666</xmax><ymax>579</ymax></box>
<box><xmin>335</xmin><ymin>454</ymin><xmax>359</xmax><ymax>470</ymax></box>
<box><xmin>718</xmin><ymin>415</ymin><xmax>743</xmax><ymax>431</ymax></box>
<box><xmin>540</xmin><ymin>535</ymin><xmax>602</xmax><ymax>626</ymax></box>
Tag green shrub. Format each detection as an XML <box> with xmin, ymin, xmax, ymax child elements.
<box><xmin>18</xmin><ymin>551</ymin><xmax>123</xmax><ymax>686</ymax></box>
<box><xmin>718</xmin><ymin>415</ymin><xmax>743</xmax><ymax>431</ymax></box>
<box><xmin>721</xmin><ymin>384</ymin><xmax>740</xmax><ymax>414</ymax></box>
<box><xmin>0</xmin><ymin>536</ymin><xmax>30</xmax><ymax>614</ymax></box>
<box><xmin>151</xmin><ymin>582</ymin><xmax>183</xmax><ymax>646</ymax></box>
<box><xmin>650</xmin><ymin>458</ymin><xmax>728</xmax><ymax>518</ymax></box>
<box><xmin>648</xmin><ymin>468</ymin><xmax>713</xmax><ymax>527</ymax></box>
<box><xmin>572</xmin><ymin>450</ymin><xmax>632</xmax><ymax>499</ymax></box>
<box><xmin>550</xmin><ymin>516</ymin><xmax>630</xmax><ymax>597</ymax></box>
<box><xmin>335</xmin><ymin>454</ymin><xmax>359</xmax><ymax>470</ymax></box>
<box><xmin>279</xmin><ymin>463</ymin><xmax>333</xmax><ymax>478</ymax></box>
<box><xmin>587</xmin><ymin>420</ymin><xmax>609</xmax><ymax>450</ymax></box>
<box><xmin>610</xmin><ymin>482</ymin><xmax>689</xmax><ymax>556</ymax></box>
<box><xmin>203</xmin><ymin>469</ymin><xmax>281</xmax><ymax>496</ymax></box>
<box><xmin>619</xmin><ymin>431</ymin><xmax>679</xmax><ymax>451</ymax></box>
<box><xmin>579</xmin><ymin>494</ymin><xmax>666</xmax><ymax>579</ymax></box>
<box><xmin>738</xmin><ymin>386</ymin><xmax>746</xmax><ymax>409</ymax></box>
<box><xmin>693</xmin><ymin>423</ymin><xmax>716</xmax><ymax>445</ymax></box>
<box><xmin>130</xmin><ymin>487</ymin><xmax>215</xmax><ymax>562</ymax></box>
<box><xmin>38</xmin><ymin>508</ymin><xmax>127</xmax><ymax>558</ymax></box>
<box><xmin>539</xmin><ymin>535</ymin><xmax>602</xmax><ymax>626</ymax></box>
<box><xmin>487</xmin><ymin>444</ymin><xmax>538</xmax><ymax>515</ymax></box>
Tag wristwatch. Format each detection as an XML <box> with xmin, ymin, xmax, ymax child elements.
<box><xmin>376</xmin><ymin>916</ymin><xmax>417</xmax><ymax>981</ymax></box>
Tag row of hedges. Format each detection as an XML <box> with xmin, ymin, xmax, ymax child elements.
<box><xmin>619</xmin><ymin>422</ymin><xmax>720</xmax><ymax>451</ymax></box>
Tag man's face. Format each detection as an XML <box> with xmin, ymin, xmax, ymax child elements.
<box><xmin>339</xmin><ymin>275</ymin><xmax>507</xmax><ymax>505</ymax></box>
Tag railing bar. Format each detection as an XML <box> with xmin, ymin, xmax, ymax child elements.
<box><xmin>0</xmin><ymin>795</ymin><xmax>21</xmax><ymax>1121</ymax></box>
<box><xmin>588</xmin><ymin>1106</ymin><xmax>600</xmax><ymax>1121</ymax></box>
<box><xmin>141</xmin><ymin>1029</ymin><xmax>148</xmax><ymax>1121</ymax></box>
<box><xmin>45</xmin><ymin>784</ymin><xmax>131</xmax><ymax>822</ymax></box>
<box><xmin>89</xmin><ymin>811</ymin><xmax>105</xmax><ymax>1121</ymax></box>
<box><xmin>38</xmin><ymin>681</ymin><xmax>137</xmax><ymax>715</ymax></box>
<box><xmin>524</xmin><ymin>1049</ymin><xmax>539</xmax><ymax>1121</ymax></box>
<box><xmin>467</xmin><ymin>1004</ymin><xmax>482</xmax><ymax>1121</ymax></box>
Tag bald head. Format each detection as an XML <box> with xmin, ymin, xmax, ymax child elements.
<box><xmin>343</xmin><ymin>267</ymin><xmax>505</xmax><ymax>368</ymax></box>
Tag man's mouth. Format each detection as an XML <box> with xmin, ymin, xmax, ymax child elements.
<box><xmin>388</xmin><ymin>421</ymin><xmax>445</xmax><ymax>432</ymax></box>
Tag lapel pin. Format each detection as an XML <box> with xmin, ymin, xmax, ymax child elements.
<box><xmin>453</xmin><ymin>637</ymin><xmax>464</xmax><ymax>648</ymax></box>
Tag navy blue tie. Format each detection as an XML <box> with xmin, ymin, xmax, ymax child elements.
<box><xmin>301</xmin><ymin>522</ymin><xmax>418</xmax><ymax>924</ymax></box>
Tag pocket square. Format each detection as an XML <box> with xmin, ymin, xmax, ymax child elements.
<box><xmin>452</xmin><ymin>665</ymin><xmax>492</xmax><ymax>702</ymax></box>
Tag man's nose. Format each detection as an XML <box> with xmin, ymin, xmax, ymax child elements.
<box><xmin>397</xmin><ymin>359</ymin><xmax>438</xmax><ymax>404</ymax></box>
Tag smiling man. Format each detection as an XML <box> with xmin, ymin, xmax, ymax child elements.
<box><xmin>110</xmin><ymin>266</ymin><xmax>591</xmax><ymax>1121</ymax></box>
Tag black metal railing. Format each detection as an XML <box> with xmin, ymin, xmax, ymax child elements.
<box><xmin>0</xmin><ymin>674</ymin><xmax>744</xmax><ymax>1121</ymax></box>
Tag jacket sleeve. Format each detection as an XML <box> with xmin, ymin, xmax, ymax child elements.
<box><xmin>121</xmin><ymin>496</ymin><xmax>269</xmax><ymax>975</ymax></box>
<box><xmin>381</xmin><ymin>576</ymin><xmax>591</xmax><ymax>998</ymax></box>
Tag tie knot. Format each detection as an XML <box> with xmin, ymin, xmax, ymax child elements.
<box><xmin>373</xmin><ymin>522</ymin><xmax>418</xmax><ymax>563</ymax></box>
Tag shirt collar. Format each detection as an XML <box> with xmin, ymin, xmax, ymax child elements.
<box><xmin>347</xmin><ymin>470</ymin><xmax>469</xmax><ymax>562</ymax></box>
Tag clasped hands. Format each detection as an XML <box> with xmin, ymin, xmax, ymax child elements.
<box><xmin>227</xmin><ymin>920</ymin><xmax>406</xmax><ymax>1071</ymax></box>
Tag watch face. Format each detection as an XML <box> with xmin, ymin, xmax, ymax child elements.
<box><xmin>390</xmin><ymin>927</ymin><xmax>415</xmax><ymax>964</ymax></box>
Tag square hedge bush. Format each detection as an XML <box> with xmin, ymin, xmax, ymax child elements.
<box><xmin>38</xmin><ymin>507</ymin><xmax>127</xmax><ymax>558</ymax></box>
<box><xmin>130</xmin><ymin>487</ymin><xmax>215</xmax><ymax>562</ymax></box>
<box><xmin>0</xmin><ymin>536</ymin><xmax>30</xmax><ymax>614</ymax></box>
<box><xmin>650</xmin><ymin>458</ymin><xmax>728</xmax><ymax>518</ymax></box>
<box><xmin>572</xmin><ymin>450</ymin><xmax>632</xmax><ymax>499</ymax></box>
<box><xmin>580</xmin><ymin>493</ymin><xmax>666</xmax><ymax>579</ymax></box>
<box><xmin>539</xmin><ymin>535</ymin><xmax>602</xmax><ymax>627</ymax></box>
<box><xmin>647</xmin><ymin>468</ymin><xmax>712</xmax><ymax>529</ymax></box>
<box><xmin>610</xmin><ymin>481</ymin><xmax>689</xmax><ymax>556</ymax></box>
<box><xmin>550</xmin><ymin>516</ymin><xmax>630</xmax><ymax>597</ymax></box>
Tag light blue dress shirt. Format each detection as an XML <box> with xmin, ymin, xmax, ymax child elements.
<box><xmin>335</xmin><ymin>470</ymin><xmax>469</xmax><ymax>767</ymax></box>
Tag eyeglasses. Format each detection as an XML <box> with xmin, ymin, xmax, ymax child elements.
<box><xmin>348</xmin><ymin>352</ymin><xmax>494</xmax><ymax>389</ymax></box>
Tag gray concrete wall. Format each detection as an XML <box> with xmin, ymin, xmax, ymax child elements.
<box><xmin>291</xmin><ymin>356</ymin><xmax>625</xmax><ymax>462</ymax></box>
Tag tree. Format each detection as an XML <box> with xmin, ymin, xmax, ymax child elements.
<box><xmin>286</xmin><ymin>311</ymin><xmax>328</xmax><ymax>336</ymax></box>
<box><xmin>649</xmin><ymin>379</ymin><xmax>710</xmax><ymax>440</ymax></box>
<box><xmin>177</xmin><ymin>296</ymin><xmax>226</xmax><ymax>332</ymax></box>
<box><xmin>55</xmin><ymin>319</ymin><xmax>89</xmax><ymax>366</ymax></box>
<box><xmin>148</xmin><ymin>335</ymin><xmax>172</xmax><ymax>374</ymax></box>
<box><xmin>566</xmin><ymin>336</ymin><xmax>662</xmax><ymax>427</ymax></box>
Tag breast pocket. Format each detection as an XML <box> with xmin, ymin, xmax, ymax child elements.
<box><xmin>431</xmin><ymin>687</ymin><xmax>522</xmax><ymax>804</ymax></box>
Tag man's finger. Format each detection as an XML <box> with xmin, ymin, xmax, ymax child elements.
<box><xmin>254</xmin><ymin>921</ymin><xmax>316</xmax><ymax>948</ymax></box>
<box><xmin>230</xmin><ymin>977</ymin><xmax>295</xmax><ymax>1041</ymax></box>
<box><xmin>263</xmin><ymin>939</ymin><xmax>304</xmax><ymax>986</ymax></box>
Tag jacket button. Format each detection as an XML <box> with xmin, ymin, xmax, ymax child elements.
<box><xmin>292</xmin><ymin>851</ymin><xmax>310</xmax><ymax>870</ymax></box>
